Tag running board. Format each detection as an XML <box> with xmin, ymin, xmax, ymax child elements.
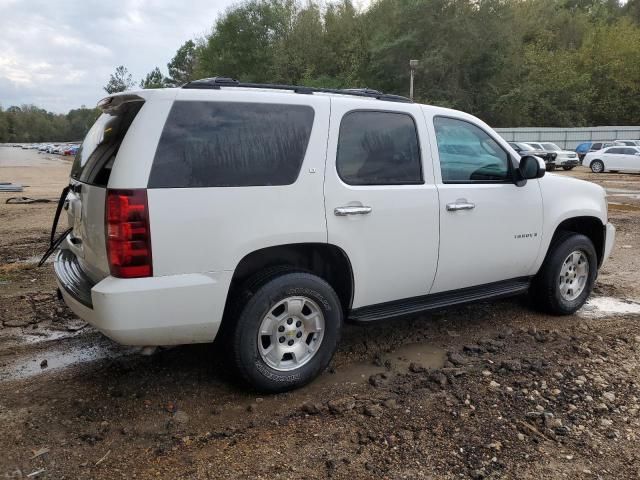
<box><xmin>349</xmin><ymin>277</ymin><xmax>531</xmax><ymax>323</ymax></box>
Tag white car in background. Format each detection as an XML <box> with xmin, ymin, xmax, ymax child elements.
<box><xmin>584</xmin><ymin>146</ymin><xmax>640</xmax><ymax>173</ymax></box>
<box><xmin>526</xmin><ymin>142</ymin><xmax>580</xmax><ymax>170</ymax></box>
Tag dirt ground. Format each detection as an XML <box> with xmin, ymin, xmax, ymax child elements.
<box><xmin>1</xmin><ymin>147</ymin><xmax>639</xmax><ymax>479</ymax></box>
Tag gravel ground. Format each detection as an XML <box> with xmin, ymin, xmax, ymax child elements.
<box><xmin>1</xmin><ymin>147</ymin><xmax>639</xmax><ymax>479</ymax></box>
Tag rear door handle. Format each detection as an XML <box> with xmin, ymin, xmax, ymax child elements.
<box><xmin>334</xmin><ymin>206</ymin><xmax>372</xmax><ymax>216</ymax></box>
<box><xmin>446</xmin><ymin>202</ymin><xmax>475</xmax><ymax>212</ymax></box>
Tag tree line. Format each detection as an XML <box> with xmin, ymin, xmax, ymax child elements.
<box><xmin>4</xmin><ymin>0</ymin><xmax>640</xmax><ymax>143</ymax></box>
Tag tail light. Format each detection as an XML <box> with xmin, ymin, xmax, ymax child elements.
<box><xmin>106</xmin><ymin>189</ymin><xmax>152</xmax><ymax>278</ymax></box>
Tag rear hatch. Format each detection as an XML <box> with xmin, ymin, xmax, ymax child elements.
<box><xmin>64</xmin><ymin>96</ymin><xmax>145</xmax><ymax>283</ymax></box>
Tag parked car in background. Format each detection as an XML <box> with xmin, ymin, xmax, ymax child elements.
<box><xmin>508</xmin><ymin>142</ymin><xmax>557</xmax><ymax>170</ymax></box>
<box><xmin>526</xmin><ymin>142</ymin><xmax>579</xmax><ymax>170</ymax></box>
<box><xmin>614</xmin><ymin>140</ymin><xmax>640</xmax><ymax>147</ymax></box>
<box><xmin>575</xmin><ymin>142</ymin><xmax>615</xmax><ymax>162</ymax></box>
<box><xmin>584</xmin><ymin>146</ymin><xmax>640</xmax><ymax>173</ymax></box>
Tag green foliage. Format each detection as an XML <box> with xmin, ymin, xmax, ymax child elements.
<box><xmin>140</xmin><ymin>67</ymin><xmax>170</xmax><ymax>89</ymax></box>
<box><xmin>167</xmin><ymin>40</ymin><xmax>197</xmax><ymax>85</ymax></box>
<box><xmin>104</xmin><ymin>65</ymin><xmax>136</xmax><ymax>94</ymax></box>
<box><xmin>183</xmin><ymin>0</ymin><xmax>640</xmax><ymax>127</ymax></box>
<box><xmin>0</xmin><ymin>105</ymin><xmax>100</xmax><ymax>143</ymax></box>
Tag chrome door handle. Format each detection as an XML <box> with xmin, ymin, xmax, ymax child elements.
<box><xmin>446</xmin><ymin>202</ymin><xmax>475</xmax><ymax>211</ymax></box>
<box><xmin>334</xmin><ymin>206</ymin><xmax>373</xmax><ymax>216</ymax></box>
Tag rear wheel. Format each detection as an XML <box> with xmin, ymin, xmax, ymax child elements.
<box><xmin>590</xmin><ymin>160</ymin><xmax>604</xmax><ymax>173</ymax></box>
<box><xmin>229</xmin><ymin>272</ymin><xmax>342</xmax><ymax>392</ymax></box>
<box><xmin>530</xmin><ymin>233</ymin><xmax>597</xmax><ymax>315</ymax></box>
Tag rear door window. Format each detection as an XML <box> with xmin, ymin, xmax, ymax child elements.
<box><xmin>148</xmin><ymin>101</ymin><xmax>315</xmax><ymax>188</ymax></box>
<box><xmin>71</xmin><ymin>100</ymin><xmax>144</xmax><ymax>186</ymax></box>
<box><xmin>336</xmin><ymin>111</ymin><xmax>423</xmax><ymax>185</ymax></box>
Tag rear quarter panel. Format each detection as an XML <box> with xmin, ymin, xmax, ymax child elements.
<box><xmin>147</xmin><ymin>90</ymin><xmax>331</xmax><ymax>276</ymax></box>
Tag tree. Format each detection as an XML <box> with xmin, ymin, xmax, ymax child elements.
<box><xmin>167</xmin><ymin>40</ymin><xmax>197</xmax><ymax>85</ymax></box>
<box><xmin>140</xmin><ymin>67</ymin><xmax>169</xmax><ymax>89</ymax></box>
<box><xmin>104</xmin><ymin>65</ymin><xmax>136</xmax><ymax>94</ymax></box>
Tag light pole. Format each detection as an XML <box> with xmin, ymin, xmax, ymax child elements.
<box><xmin>409</xmin><ymin>59</ymin><xmax>419</xmax><ymax>101</ymax></box>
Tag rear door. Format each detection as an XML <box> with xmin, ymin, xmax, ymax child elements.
<box><xmin>324</xmin><ymin>99</ymin><xmax>439</xmax><ymax>308</ymax></box>
<box><xmin>603</xmin><ymin>147</ymin><xmax>624</xmax><ymax>169</ymax></box>
<box><xmin>65</xmin><ymin>97</ymin><xmax>145</xmax><ymax>282</ymax></box>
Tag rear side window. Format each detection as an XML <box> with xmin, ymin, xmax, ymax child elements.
<box><xmin>71</xmin><ymin>100</ymin><xmax>144</xmax><ymax>186</ymax></box>
<box><xmin>149</xmin><ymin>101</ymin><xmax>314</xmax><ymax>188</ymax></box>
<box><xmin>336</xmin><ymin>111</ymin><xmax>423</xmax><ymax>185</ymax></box>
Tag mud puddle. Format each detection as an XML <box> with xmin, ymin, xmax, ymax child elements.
<box><xmin>0</xmin><ymin>338</ymin><xmax>136</xmax><ymax>382</ymax></box>
<box><xmin>579</xmin><ymin>296</ymin><xmax>640</xmax><ymax>318</ymax></box>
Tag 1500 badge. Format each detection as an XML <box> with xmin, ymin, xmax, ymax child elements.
<box><xmin>514</xmin><ymin>233</ymin><xmax>538</xmax><ymax>239</ymax></box>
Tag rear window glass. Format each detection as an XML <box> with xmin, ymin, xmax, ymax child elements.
<box><xmin>148</xmin><ymin>101</ymin><xmax>315</xmax><ymax>188</ymax></box>
<box><xmin>71</xmin><ymin>100</ymin><xmax>144</xmax><ymax>186</ymax></box>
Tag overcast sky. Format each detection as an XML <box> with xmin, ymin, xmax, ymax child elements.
<box><xmin>0</xmin><ymin>0</ymin><xmax>240</xmax><ymax>113</ymax></box>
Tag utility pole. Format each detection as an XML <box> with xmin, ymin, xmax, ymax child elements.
<box><xmin>409</xmin><ymin>60</ymin><xmax>418</xmax><ymax>101</ymax></box>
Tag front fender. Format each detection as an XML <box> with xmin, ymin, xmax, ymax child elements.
<box><xmin>531</xmin><ymin>175</ymin><xmax>607</xmax><ymax>273</ymax></box>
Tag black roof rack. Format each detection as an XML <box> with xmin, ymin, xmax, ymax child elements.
<box><xmin>182</xmin><ymin>77</ymin><xmax>412</xmax><ymax>103</ymax></box>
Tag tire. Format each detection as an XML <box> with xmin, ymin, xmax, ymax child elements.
<box><xmin>590</xmin><ymin>160</ymin><xmax>604</xmax><ymax>173</ymax></box>
<box><xmin>229</xmin><ymin>272</ymin><xmax>342</xmax><ymax>392</ymax></box>
<box><xmin>562</xmin><ymin>166</ymin><xmax>575</xmax><ymax>171</ymax></box>
<box><xmin>547</xmin><ymin>164</ymin><xmax>556</xmax><ymax>171</ymax></box>
<box><xmin>530</xmin><ymin>233</ymin><xmax>598</xmax><ymax>315</ymax></box>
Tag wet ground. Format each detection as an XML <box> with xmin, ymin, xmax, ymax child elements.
<box><xmin>1</xmin><ymin>147</ymin><xmax>639</xmax><ymax>479</ymax></box>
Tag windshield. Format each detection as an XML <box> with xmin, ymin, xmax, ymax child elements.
<box><xmin>515</xmin><ymin>142</ymin><xmax>534</xmax><ymax>151</ymax></box>
<box><xmin>541</xmin><ymin>143</ymin><xmax>561</xmax><ymax>151</ymax></box>
<box><xmin>70</xmin><ymin>100</ymin><xmax>144</xmax><ymax>186</ymax></box>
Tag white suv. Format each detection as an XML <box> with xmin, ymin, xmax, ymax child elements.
<box><xmin>48</xmin><ymin>78</ymin><xmax>615</xmax><ymax>392</ymax></box>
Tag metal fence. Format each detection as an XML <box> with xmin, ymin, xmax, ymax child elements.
<box><xmin>494</xmin><ymin>126</ymin><xmax>640</xmax><ymax>150</ymax></box>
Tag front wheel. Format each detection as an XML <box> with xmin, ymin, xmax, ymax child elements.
<box><xmin>230</xmin><ymin>272</ymin><xmax>343</xmax><ymax>392</ymax></box>
<box><xmin>562</xmin><ymin>166</ymin><xmax>575</xmax><ymax>171</ymax></box>
<box><xmin>530</xmin><ymin>233</ymin><xmax>597</xmax><ymax>315</ymax></box>
<box><xmin>590</xmin><ymin>160</ymin><xmax>604</xmax><ymax>173</ymax></box>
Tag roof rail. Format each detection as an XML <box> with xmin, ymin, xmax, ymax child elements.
<box><xmin>182</xmin><ymin>77</ymin><xmax>412</xmax><ymax>103</ymax></box>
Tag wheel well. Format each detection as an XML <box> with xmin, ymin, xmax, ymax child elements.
<box><xmin>552</xmin><ymin>217</ymin><xmax>605</xmax><ymax>266</ymax></box>
<box><xmin>225</xmin><ymin>243</ymin><xmax>354</xmax><ymax>315</ymax></box>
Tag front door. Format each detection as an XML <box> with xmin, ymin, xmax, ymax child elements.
<box><xmin>425</xmin><ymin>112</ymin><xmax>544</xmax><ymax>294</ymax></box>
<box><xmin>324</xmin><ymin>100</ymin><xmax>440</xmax><ymax>309</ymax></box>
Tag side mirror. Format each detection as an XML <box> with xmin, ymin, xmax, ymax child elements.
<box><xmin>516</xmin><ymin>155</ymin><xmax>545</xmax><ymax>186</ymax></box>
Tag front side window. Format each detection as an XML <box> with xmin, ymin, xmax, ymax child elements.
<box><xmin>149</xmin><ymin>101</ymin><xmax>314</xmax><ymax>188</ymax></box>
<box><xmin>336</xmin><ymin>111</ymin><xmax>423</xmax><ymax>185</ymax></box>
<box><xmin>434</xmin><ymin>117</ymin><xmax>510</xmax><ymax>183</ymax></box>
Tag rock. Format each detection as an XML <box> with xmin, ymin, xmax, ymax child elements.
<box><xmin>463</xmin><ymin>344</ymin><xmax>485</xmax><ymax>354</ymax></box>
<box><xmin>603</xmin><ymin>392</ymin><xmax>616</xmax><ymax>403</ymax></box>
<box><xmin>368</xmin><ymin>373</ymin><xmax>390</xmax><ymax>388</ymax></box>
<box><xmin>430</xmin><ymin>372</ymin><xmax>448</xmax><ymax>387</ymax></box>
<box><xmin>595</xmin><ymin>403</ymin><xmax>609</xmax><ymax>413</ymax></box>
<box><xmin>40</xmin><ymin>359</ymin><xmax>48</xmax><ymax>369</ymax></box>
<box><xmin>173</xmin><ymin>410</ymin><xmax>189</xmax><ymax>425</ymax></box>
<box><xmin>517</xmin><ymin>433</ymin><xmax>525</xmax><ymax>441</ymax></box>
<box><xmin>301</xmin><ymin>402</ymin><xmax>321</xmax><ymax>415</ymax></box>
<box><xmin>481</xmin><ymin>370</ymin><xmax>492</xmax><ymax>377</ymax></box>
<box><xmin>383</xmin><ymin>398</ymin><xmax>398</xmax><ymax>409</ymax></box>
<box><xmin>364</xmin><ymin>404</ymin><xmax>383</xmax><ymax>418</ymax></box>
<box><xmin>501</xmin><ymin>360</ymin><xmax>522</xmax><ymax>372</ymax></box>
<box><xmin>409</xmin><ymin>362</ymin><xmax>426</xmax><ymax>373</ymax></box>
<box><xmin>328</xmin><ymin>397</ymin><xmax>356</xmax><ymax>414</ymax></box>
<box><xmin>551</xmin><ymin>389</ymin><xmax>561</xmax><ymax>396</ymax></box>
<box><xmin>247</xmin><ymin>403</ymin><xmax>258</xmax><ymax>412</ymax></box>
<box><xmin>489</xmin><ymin>380</ymin><xmax>501</xmax><ymax>389</ymax></box>
<box><xmin>447</xmin><ymin>352</ymin><xmax>466</xmax><ymax>367</ymax></box>
<box><xmin>600</xmin><ymin>418</ymin><xmax>613</xmax><ymax>427</ymax></box>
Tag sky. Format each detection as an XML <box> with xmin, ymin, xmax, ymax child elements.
<box><xmin>0</xmin><ymin>0</ymin><xmax>239</xmax><ymax>113</ymax></box>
